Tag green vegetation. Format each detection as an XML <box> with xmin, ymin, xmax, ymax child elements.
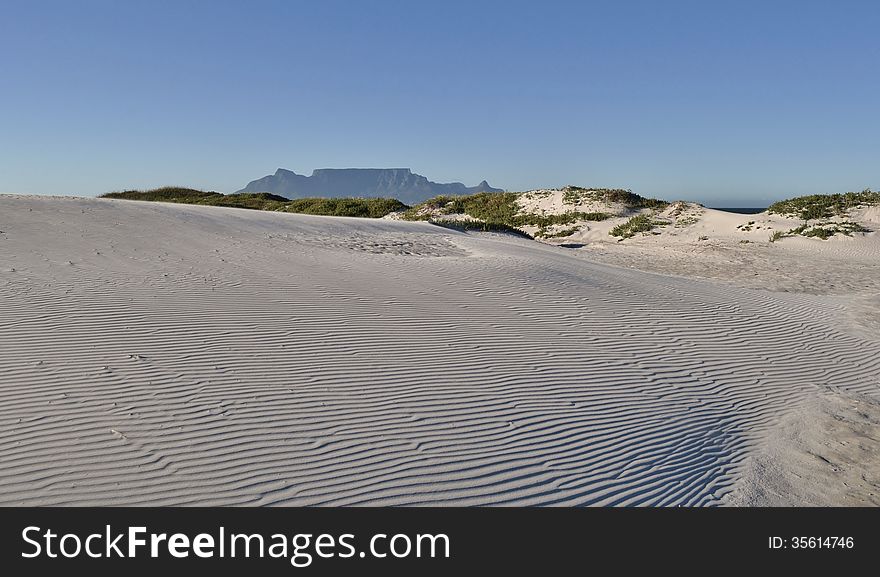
<box><xmin>609</xmin><ymin>214</ymin><xmax>664</xmax><ymax>239</ymax></box>
<box><xmin>526</xmin><ymin>211</ymin><xmax>609</xmax><ymax>228</ymax></box>
<box><xmin>101</xmin><ymin>187</ymin><xmax>407</xmax><ymax>218</ymax></box>
<box><xmin>102</xmin><ymin>187</ymin><xmax>228</xmax><ymax>202</ymax></box>
<box><xmin>767</xmin><ymin>189</ymin><xmax>880</xmax><ymax>220</ymax></box>
<box><xmin>536</xmin><ymin>226</ymin><xmax>579</xmax><ymax>239</ymax></box>
<box><xmin>560</xmin><ymin>186</ymin><xmax>668</xmax><ymax>209</ymax></box>
<box><xmin>548</xmin><ymin>226</ymin><xmax>580</xmax><ymax>238</ymax></box>
<box><xmin>399</xmin><ymin>190</ymin><xmax>612</xmax><ymax>240</ymax></box>
<box><xmin>399</xmin><ymin>187</ymin><xmax>670</xmax><ymax>242</ymax></box>
<box><xmin>427</xmin><ymin>218</ymin><xmax>533</xmax><ymax>238</ymax></box>
<box><xmin>401</xmin><ymin>192</ymin><xmax>521</xmax><ymax>223</ymax></box>
<box><xmin>103</xmin><ymin>188</ymin><xmax>289</xmax><ymax>210</ymax></box>
<box><xmin>528</xmin><ymin>213</ymin><xmax>606</xmax><ymax>239</ymax></box>
<box><xmin>769</xmin><ymin>221</ymin><xmax>870</xmax><ymax>242</ymax></box>
<box><xmin>280</xmin><ymin>197</ymin><xmax>407</xmax><ymax>218</ymax></box>
<box><xmin>102</xmin><ymin>186</ymin><xmax>680</xmax><ymax>243</ymax></box>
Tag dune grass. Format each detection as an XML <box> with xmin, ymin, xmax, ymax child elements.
<box><xmin>101</xmin><ymin>187</ymin><xmax>407</xmax><ymax>218</ymax></box>
<box><xmin>765</xmin><ymin>190</ymin><xmax>876</xmax><ymax>240</ymax></box>
<box><xmin>280</xmin><ymin>197</ymin><xmax>407</xmax><ymax>218</ymax></box>
<box><xmin>770</xmin><ymin>221</ymin><xmax>871</xmax><ymax>242</ymax></box>
<box><xmin>427</xmin><ymin>218</ymin><xmax>533</xmax><ymax>238</ymax></box>
<box><xmin>105</xmin><ymin>187</ymin><xmax>670</xmax><ymax>232</ymax></box>
<box><xmin>561</xmin><ymin>186</ymin><xmax>669</xmax><ymax>209</ymax></box>
<box><xmin>767</xmin><ymin>189</ymin><xmax>879</xmax><ymax>220</ymax></box>
<box><xmin>535</xmin><ymin>226</ymin><xmax>579</xmax><ymax>239</ymax></box>
<box><xmin>609</xmin><ymin>214</ymin><xmax>663</xmax><ymax>239</ymax></box>
<box><xmin>400</xmin><ymin>190</ymin><xmax>616</xmax><ymax>234</ymax></box>
<box><xmin>400</xmin><ymin>192</ymin><xmax>522</xmax><ymax>223</ymax></box>
<box><xmin>103</xmin><ymin>187</ymin><xmax>289</xmax><ymax>211</ymax></box>
<box><xmin>102</xmin><ymin>187</ymin><xmax>229</xmax><ymax>202</ymax></box>
<box><xmin>769</xmin><ymin>221</ymin><xmax>871</xmax><ymax>242</ymax></box>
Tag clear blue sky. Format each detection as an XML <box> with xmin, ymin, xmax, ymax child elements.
<box><xmin>2</xmin><ymin>0</ymin><xmax>878</xmax><ymax>205</ymax></box>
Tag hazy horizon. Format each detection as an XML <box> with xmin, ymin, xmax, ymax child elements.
<box><xmin>2</xmin><ymin>0</ymin><xmax>878</xmax><ymax>206</ymax></box>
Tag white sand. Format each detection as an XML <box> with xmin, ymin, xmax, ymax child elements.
<box><xmin>725</xmin><ymin>387</ymin><xmax>880</xmax><ymax>506</ymax></box>
<box><xmin>1</xmin><ymin>194</ymin><xmax>878</xmax><ymax>505</ymax></box>
<box><xmin>526</xmin><ymin>201</ymin><xmax>880</xmax><ymax>295</ymax></box>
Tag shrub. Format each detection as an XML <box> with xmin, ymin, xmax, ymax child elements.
<box><xmin>100</xmin><ymin>188</ymin><xmax>407</xmax><ymax>217</ymax></box>
<box><xmin>770</xmin><ymin>221</ymin><xmax>870</xmax><ymax>241</ymax></box>
<box><xmin>281</xmin><ymin>197</ymin><xmax>407</xmax><ymax>218</ymax></box>
<box><xmin>400</xmin><ymin>191</ymin><xmax>615</xmax><ymax>231</ymax></box>
<box><xmin>609</xmin><ymin>214</ymin><xmax>661</xmax><ymax>239</ymax></box>
<box><xmin>102</xmin><ymin>187</ymin><xmax>225</xmax><ymax>202</ymax></box>
<box><xmin>400</xmin><ymin>192</ymin><xmax>518</xmax><ymax>223</ymax></box>
<box><xmin>427</xmin><ymin>218</ymin><xmax>532</xmax><ymax>238</ymax></box>
<box><xmin>767</xmin><ymin>189</ymin><xmax>879</xmax><ymax>220</ymax></box>
<box><xmin>560</xmin><ymin>186</ymin><xmax>668</xmax><ymax>209</ymax></box>
<box><xmin>101</xmin><ymin>188</ymin><xmax>289</xmax><ymax>210</ymax></box>
<box><xmin>541</xmin><ymin>226</ymin><xmax>579</xmax><ymax>239</ymax></box>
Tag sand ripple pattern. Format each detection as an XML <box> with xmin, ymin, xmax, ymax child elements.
<box><xmin>1</xmin><ymin>196</ymin><xmax>878</xmax><ymax>506</ymax></box>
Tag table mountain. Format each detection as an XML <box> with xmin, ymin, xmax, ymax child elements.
<box><xmin>237</xmin><ymin>168</ymin><xmax>502</xmax><ymax>204</ymax></box>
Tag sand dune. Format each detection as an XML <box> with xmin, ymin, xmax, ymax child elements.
<box><xmin>1</xmin><ymin>195</ymin><xmax>878</xmax><ymax>505</ymax></box>
<box><xmin>726</xmin><ymin>387</ymin><xmax>880</xmax><ymax>506</ymax></box>
<box><xmin>563</xmin><ymin>206</ymin><xmax>880</xmax><ymax>295</ymax></box>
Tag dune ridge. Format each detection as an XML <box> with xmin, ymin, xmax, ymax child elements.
<box><xmin>1</xmin><ymin>195</ymin><xmax>878</xmax><ymax>505</ymax></box>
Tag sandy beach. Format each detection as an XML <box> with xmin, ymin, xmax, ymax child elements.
<box><xmin>1</xmin><ymin>194</ymin><xmax>878</xmax><ymax>506</ymax></box>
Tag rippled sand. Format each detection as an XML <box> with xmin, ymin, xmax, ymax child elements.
<box><xmin>1</xmin><ymin>195</ymin><xmax>878</xmax><ymax>505</ymax></box>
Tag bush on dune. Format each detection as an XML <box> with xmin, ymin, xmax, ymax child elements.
<box><xmin>427</xmin><ymin>218</ymin><xmax>533</xmax><ymax>238</ymax></box>
<box><xmin>400</xmin><ymin>190</ymin><xmax>618</xmax><ymax>233</ymax></box>
<box><xmin>400</xmin><ymin>192</ymin><xmax>519</xmax><ymax>223</ymax></box>
<box><xmin>101</xmin><ymin>185</ymin><xmax>675</xmax><ymax>229</ymax></box>
<box><xmin>764</xmin><ymin>190</ymin><xmax>876</xmax><ymax>240</ymax></box>
<box><xmin>101</xmin><ymin>188</ymin><xmax>289</xmax><ymax>210</ymax></box>
<box><xmin>100</xmin><ymin>188</ymin><xmax>407</xmax><ymax>217</ymax></box>
<box><xmin>561</xmin><ymin>186</ymin><xmax>668</xmax><ymax>209</ymax></box>
<box><xmin>102</xmin><ymin>187</ymin><xmax>225</xmax><ymax>202</ymax></box>
<box><xmin>609</xmin><ymin>214</ymin><xmax>662</xmax><ymax>239</ymax></box>
<box><xmin>213</xmin><ymin>193</ymin><xmax>290</xmax><ymax>210</ymax></box>
<box><xmin>767</xmin><ymin>189</ymin><xmax>880</xmax><ymax>220</ymax></box>
<box><xmin>281</xmin><ymin>197</ymin><xmax>408</xmax><ymax>218</ymax></box>
<box><xmin>770</xmin><ymin>221</ymin><xmax>871</xmax><ymax>242</ymax></box>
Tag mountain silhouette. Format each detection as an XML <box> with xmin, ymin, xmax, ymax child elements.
<box><xmin>237</xmin><ymin>168</ymin><xmax>502</xmax><ymax>204</ymax></box>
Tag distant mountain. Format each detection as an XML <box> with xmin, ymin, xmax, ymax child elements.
<box><xmin>236</xmin><ymin>168</ymin><xmax>503</xmax><ymax>204</ymax></box>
